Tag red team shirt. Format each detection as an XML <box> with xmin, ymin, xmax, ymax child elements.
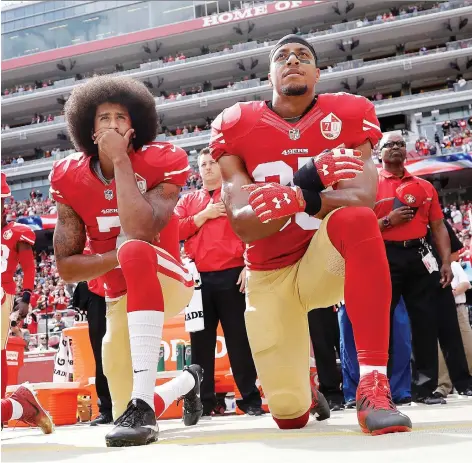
<box><xmin>209</xmin><ymin>93</ymin><xmax>383</xmax><ymax>270</ymax></box>
<box><xmin>49</xmin><ymin>142</ymin><xmax>190</xmax><ymax>299</ymax></box>
<box><xmin>1</xmin><ymin>222</ymin><xmax>36</xmax><ymax>296</ymax></box>
<box><xmin>374</xmin><ymin>169</ymin><xmax>444</xmax><ymax>241</ymax></box>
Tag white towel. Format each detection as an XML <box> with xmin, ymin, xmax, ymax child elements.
<box><xmin>53</xmin><ymin>332</ymin><xmax>74</xmax><ymax>382</ymax></box>
<box><xmin>183</xmin><ymin>259</ymin><xmax>204</xmax><ymax>333</ymax></box>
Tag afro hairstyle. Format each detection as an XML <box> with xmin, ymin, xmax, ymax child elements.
<box><xmin>65</xmin><ymin>76</ymin><xmax>158</xmax><ymax>156</ymax></box>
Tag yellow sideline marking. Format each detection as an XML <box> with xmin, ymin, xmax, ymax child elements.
<box><xmin>2</xmin><ymin>423</ymin><xmax>472</xmax><ymax>452</ymax></box>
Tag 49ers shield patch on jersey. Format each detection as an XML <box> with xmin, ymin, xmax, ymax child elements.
<box><xmin>320</xmin><ymin>113</ymin><xmax>342</xmax><ymax>140</ymax></box>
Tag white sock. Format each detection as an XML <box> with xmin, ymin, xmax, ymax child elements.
<box><xmin>128</xmin><ymin>310</ymin><xmax>164</xmax><ymax>410</ymax></box>
<box><xmin>360</xmin><ymin>365</ymin><xmax>387</xmax><ymax>377</ymax></box>
<box><xmin>155</xmin><ymin>371</ymin><xmax>196</xmax><ymax>411</ymax></box>
<box><xmin>10</xmin><ymin>399</ymin><xmax>24</xmax><ymax>420</ymax></box>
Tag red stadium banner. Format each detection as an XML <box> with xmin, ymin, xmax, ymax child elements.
<box><xmin>2</xmin><ymin>1</ymin><xmax>321</xmax><ymax>71</ymax></box>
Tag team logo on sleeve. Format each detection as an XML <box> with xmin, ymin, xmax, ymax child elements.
<box><xmin>104</xmin><ymin>189</ymin><xmax>114</xmax><ymax>201</ymax></box>
<box><xmin>3</xmin><ymin>229</ymin><xmax>13</xmax><ymax>240</ymax></box>
<box><xmin>135</xmin><ymin>173</ymin><xmax>147</xmax><ymax>194</ymax></box>
<box><xmin>320</xmin><ymin>113</ymin><xmax>342</xmax><ymax>140</ymax></box>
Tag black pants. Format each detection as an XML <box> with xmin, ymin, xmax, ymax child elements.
<box><xmin>386</xmin><ymin>243</ymin><xmax>471</xmax><ymax>397</ymax></box>
<box><xmin>73</xmin><ymin>282</ymin><xmax>112</xmax><ymax>415</ymax></box>
<box><xmin>308</xmin><ymin>307</ymin><xmax>343</xmax><ymax>403</ymax></box>
<box><xmin>87</xmin><ymin>291</ymin><xmax>112</xmax><ymax>415</ymax></box>
<box><xmin>190</xmin><ymin>267</ymin><xmax>261</xmax><ymax>410</ymax></box>
<box><xmin>436</xmin><ymin>285</ymin><xmax>472</xmax><ymax>392</ymax></box>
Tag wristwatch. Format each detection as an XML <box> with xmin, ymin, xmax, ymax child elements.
<box><xmin>382</xmin><ymin>216</ymin><xmax>392</xmax><ymax>229</ymax></box>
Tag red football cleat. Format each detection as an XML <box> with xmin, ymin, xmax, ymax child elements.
<box><xmin>356</xmin><ymin>371</ymin><xmax>412</xmax><ymax>436</ymax></box>
<box><xmin>10</xmin><ymin>384</ymin><xmax>54</xmax><ymax>434</ymax></box>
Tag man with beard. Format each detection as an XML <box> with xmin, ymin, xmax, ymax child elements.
<box><xmin>375</xmin><ymin>133</ymin><xmax>472</xmax><ymax>401</ymax></box>
<box><xmin>209</xmin><ymin>35</ymin><xmax>412</xmax><ymax>435</ymax></box>
<box><xmin>49</xmin><ymin>76</ymin><xmax>203</xmax><ymax>447</ymax></box>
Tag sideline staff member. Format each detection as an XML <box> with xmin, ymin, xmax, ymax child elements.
<box><xmin>73</xmin><ymin>276</ymin><xmax>113</xmax><ymax>425</ymax></box>
<box><xmin>374</xmin><ymin>133</ymin><xmax>453</xmax><ymax>401</ymax></box>
<box><xmin>175</xmin><ymin>148</ymin><xmax>262</xmax><ymax>416</ymax></box>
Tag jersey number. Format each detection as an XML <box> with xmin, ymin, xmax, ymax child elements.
<box><xmin>252</xmin><ymin>159</ymin><xmax>321</xmax><ymax>231</ymax></box>
<box><xmin>1</xmin><ymin>244</ymin><xmax>10</xmax><ymax>274</ymax></box>
<box><xmin>96</xmin><ymin>216</ymin><xmax>126</xmax><ymax>267</ymax></box>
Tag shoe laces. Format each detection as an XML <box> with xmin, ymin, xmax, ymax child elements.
<box><xmin>359</xmin><ymin>371</ymin><xmax>395</xmax><ymax>411</ymax></box>
<box><xmin>177</xmin><ymin>391</ymin><xmax>198</xmax><ymax>414</ymax></box>
<box><xmin>115</xmin><ymin>403</ymin><xmax>142</xmax><ymax>428</ymax></box>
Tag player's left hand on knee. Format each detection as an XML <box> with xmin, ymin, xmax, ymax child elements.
<box><xmin>242</xmin><ymin>183</ymin><xmax>306</xmax><ymax>223</ymax></box>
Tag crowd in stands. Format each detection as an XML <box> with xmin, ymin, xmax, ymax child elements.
<box><xmin>0</xmin><ymin>2</ymin><xmax>448</xmax><ymax>105</ymax></box>
<box><xmin>1</xmin><ymin>79</ymin><xmax>55</xmax><ymax>97</ymax></box>
<box><xmin>1</xmin><ymin>147</ymin><xmax>65</xmax><ymax>167</ymax></box>
<box><xmin>444</xmin><ymin>202</ymin><xmax>472</xmax><ymax>268</ymax></box>
<box><xmin>410</xmin><ymin>117</ymin><xmax>472</xmax><ymax>158</ymax></box>
<box><xmin>3</xmin><ymin>193</ymin><xmax>57</xmax><ymax>221</ymax></box>
<box><xmin>9</xmin><ymin>246</ymin><xmax>73</xmax><ymax>352</ymax></box>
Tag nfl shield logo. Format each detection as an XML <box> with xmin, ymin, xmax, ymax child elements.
<box><xmin>320</xmin><ymin>113</ymin><xmax>342</xmax><ymax>140</ymax></box>
<box><xmin>104</xmin><ymin>189</ymin><xmax>113</xmax><ymax>201</ymax></box>
<box><xmin>288</xmin><ymin>128</ymin><xmax>300</xmax><ymax>140</ymax></box>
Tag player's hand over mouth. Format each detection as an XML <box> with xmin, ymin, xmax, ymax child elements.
<box><xmin>94</xmin><ymin>127</ymin><xmax>135</xmax><ymax>163</ymax></box>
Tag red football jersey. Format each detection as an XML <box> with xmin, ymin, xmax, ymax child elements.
<box><xmin>49</xmin><ymin>142</ymin><xmax>189</xmax><ymax>299</ymax></box>
<box><xmin>1</xmin><ymin>222</ymin><xmax>36</xmax><ymax>295</ymax></box>
<box><xmin>210</xmin><ymin>93</ymin><xmax>382</xmax><ymax>270</ymax></box>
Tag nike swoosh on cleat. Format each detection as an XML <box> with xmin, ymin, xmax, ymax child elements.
<box><xmin>133</xmin><ymin>369</ymin><xmax>148</xmax><ymax>373</ymax></box>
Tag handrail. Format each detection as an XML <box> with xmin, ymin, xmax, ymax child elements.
<box><xmin>3</xmin><ymin>38</ymin><xmax>471</xmax><ymax>134</ymax></box>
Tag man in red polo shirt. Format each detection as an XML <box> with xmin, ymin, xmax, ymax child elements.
<box><xmin>175</xmin><ymin>148</ymin><xmax>263</xmax><ymax>416</ymax></box>
<box><xmin>375</xmin><ymin>133</ymin><xmax>472</xmax><ymax>400</ymax></box>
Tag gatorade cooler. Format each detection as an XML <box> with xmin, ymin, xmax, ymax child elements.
<box><xmin>5</xmin><ymin>337</ymin><xmax>26</xmax><ymax>387</ymax></box>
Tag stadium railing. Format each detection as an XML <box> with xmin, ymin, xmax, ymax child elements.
<box><xmin>2</xmin><ymin>0</ymin><xmax>470</xmax><ymax>101</ymax></box>
<box><xmin>2</xmin><ymin>37</ymin><xmax>471</xmax><ymax>136</ymax></box>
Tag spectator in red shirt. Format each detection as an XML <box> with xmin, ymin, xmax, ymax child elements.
<box><xmin>375</xmin><ymin>133</ymin><xmax>472</xmax><ymax>400</ymax></box>
<box><xmin>53</xmin><ymin>288</ymin><xmax>70</xmax><ymax>310</ymax></box>
<box><xmin>175</xmin><ymin>148</ymin><xmax>262</xmax><ymax>416</ymax></box>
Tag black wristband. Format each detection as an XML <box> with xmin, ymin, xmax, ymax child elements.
<box><xmin>293</xmin><ymin>158</ymin><xmax>324</xmax><ymax>192</ymax></box>
<box><xmin>21</xmin><ymin>290</ymin><xmax>32</xmax><ymax>304</ymax></box>
<box><xmin>301</xmin><ymin>189</ymin><xmax>322</xmax><ymax>216</ymax></box>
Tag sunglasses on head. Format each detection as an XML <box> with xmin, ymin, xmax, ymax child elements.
<box><xmin>382</xmin><ymin>141</ymin><xmax>406</xmax><ymax>149</ymax></box>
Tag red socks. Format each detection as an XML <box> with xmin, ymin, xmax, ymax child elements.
<box><xmin>117</xmin><ymin>240</ymin><xmax>164</xmax><ymax>313</ymax></box>
<box><xmin>1</xmin><ymin>398</ymin><xmax>13</xmax><ymax>422</ymax></box>
<box><xmin>1</xmin><ymin>349</ymin><xmax>7</xmax><ymax>399</ymax></box>
<box><xmin>273</xmin><ymin>410</ymin><xmax>310</xmax><ymax>429</ymax></box>
<box><xmin>154</xmin><ymin>393</ymin><xmax>166</xmax><ymax>418</ymax></box>
<box><xmin>327</xmin><ymin>207</ymin><xmax>390</xmax><ymax>367</ymax></box>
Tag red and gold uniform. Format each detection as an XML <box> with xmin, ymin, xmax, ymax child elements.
<box><xmin>210</xmin><ymin>93</ymin><xmax>384</xmax><ymax>421</ymax></box>
<box><xmin>210</xmin><ymin>94</ymin><xmax>381</xmax><ymax>270</ymax></box>
<box><xmin>1</xmin><ymin>222</ymin><xmax>36</xmax><ymax>347</ymax></box>
<box><xmin>49</xmin><ymin>142</ymin><xmax>194</xmax><ymax>415</ymax></box>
